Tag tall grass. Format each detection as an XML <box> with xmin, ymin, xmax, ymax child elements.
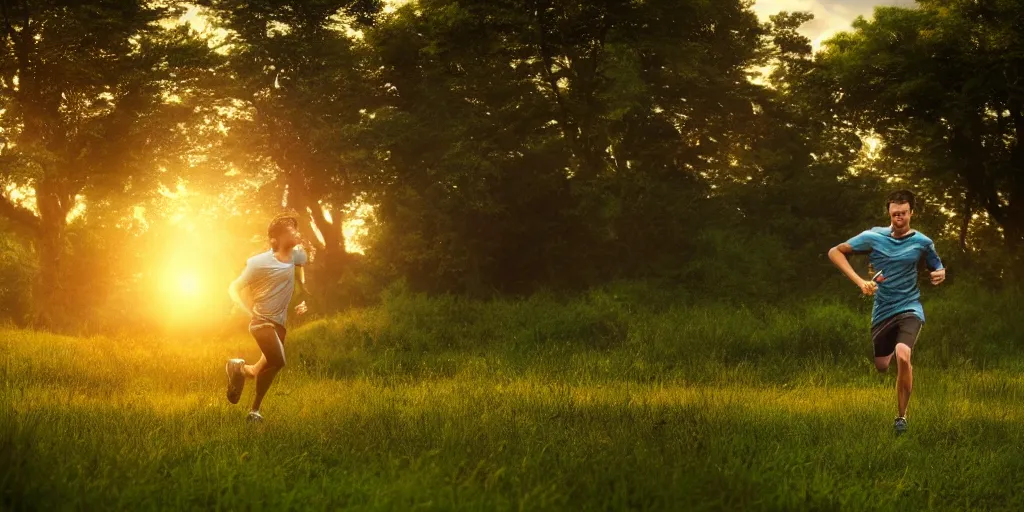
<box><xmin>295</xmin><ymin>280</ymin><xmax>1024</xmax><ymax>380</ymax></box>
<box><xmin>3</xmin><ymin>281</ymin><xmax>1024</xmax><ymax>510</ymax></box>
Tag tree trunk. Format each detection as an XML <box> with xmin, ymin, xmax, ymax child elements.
<box><xmin>960</xmin><ymin>190</ymin><xmax>972</xmax><ymax>254</ymax></box>
<box><xmin>1005</xmin><ymin>107</ymin><xmax>1024</xmax><ymax>257</ymax></box>
<box><xmin>308</xmin><ymin>199</ymin><xmax>348</xmax><ymax>300</ymax></box>
<box><xmin>282</xmin><ymin>167</ymin><xmax>349</xmax><ymax>310</ymax></box>
<box><xmin>0</xmin><ymin>178</ymin><xmax>74</xmax><ymax>327</ymax></box>
<box><xmin>32</xmin><ymin>180</ymin><xmax>72</xmax><ymax>326</ymax></box>
<box><xmin>34</xmin><ymin>220</ymin><xmax>64</xmax><ymax>326</ymax></box>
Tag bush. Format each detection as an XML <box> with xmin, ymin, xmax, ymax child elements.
<box><xmin>0</xmin><ymin>231</ymin><xmax>36</xmax><ymax>324</ymax></box>
<box><xmin>286</xmin><ymin>278</ymin><xmax>1021</xmax><ymax>382</ymax></box>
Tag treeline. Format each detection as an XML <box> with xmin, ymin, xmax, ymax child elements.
<box><xmin>0</xmin><ymin>0</ymin><xmax>1019</xmax><ymax>328</ymax></box>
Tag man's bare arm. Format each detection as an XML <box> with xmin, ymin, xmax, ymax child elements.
<box><xmin>828</xmin><ymin>243</ymin><xmax>877</xmax><ymax>295</ymax></box>
<box><xmin>293</xmin><ymin>266</ymin><xmax>309</xmax><ymax>315</ymax></box>
<box><xmin>228</xmin><ymin>277</ymin><xmax>253</xmax><ymax>316</ymax></box>
<box><xmin>295</xmin><ymin>266</ymin><xmax>307</xmax><ymax>297</ymax></box>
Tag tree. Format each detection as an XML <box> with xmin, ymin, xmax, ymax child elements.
<box><xmin>364</xmin><ymin>0</ymin><xmax>782</xmax><ymax>292</ymax></box>
<box><xmin>815</xmin><ymin>0</ymin><xmax>1024</xmax><ymax>265</ymax></box>
<box><xmin>0</xmin><ymin>0</ymin><xmax>218</xmax><ymax>323</ymax></box>
<box><xmin>363</xmin><ymin>0</ymin><xmax>579</xmax><ymax>293</ymax></box>
<box><xmin>680</xmin><ymin>11</ymin><xmax>887</xmax><ymax>297</ymax></box>
<box><xmin>202</xmin><ymin>0</ymin><xmax>381</xmax><ymax>305</ymax></box>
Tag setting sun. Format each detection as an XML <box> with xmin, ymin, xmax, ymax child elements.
<box><xmin>159</xmin><ymin>267</ymin><xmax>210</xmax><ymax>304</ymax></box>
<box><xmin>175</xmin><ymin>272</ymin><xmax>202</xmax><ymax>298</ymax></box>
<box><xmin>153</xmin><ymin>256</ymin><xmax>228</xmax><ymax>329</ymax></box>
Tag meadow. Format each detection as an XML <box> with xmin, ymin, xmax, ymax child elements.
<box><xmin>4</xmin><ymin>282</ymin><xmax>1024</xmax><ymax>511</ymax></box>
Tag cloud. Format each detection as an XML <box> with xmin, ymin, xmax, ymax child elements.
<box><xmin>752</xmin><ymin>0</ymin><xmax>916</xmax><ymax>49</ymax></box>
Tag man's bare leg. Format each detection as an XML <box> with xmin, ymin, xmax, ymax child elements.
<box><xmin>874</xmin><ymin>353</ymin><xmax>893</xmax><ymax>373</ymax></box>
<box><xmin>251</xmin><ymin>363</ymin><xmax>284</xmax><ymax>413</ymax></box>
<box><xmin>895</xmin><ymin>343</ymin><xmax>913</xmax><ymax>418</ymax></box>
<box><xmin>244</xmin><ymin>356</ymin><xmax>266</xmax><ymax>378</ymax></box>
<box><xmin>249</xmin><ymin>326</ymin><xmax>286</xmax><ymax>415</ymax></box>
<box><xmin>874</xmin><ymin>353</ymin><xmax>894</xmax><ymax>388</ymax></box>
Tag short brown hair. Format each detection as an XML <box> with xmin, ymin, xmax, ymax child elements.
<box><xmin>268</xmin><ymin>214</ymin><xmax>299</xmax><ymax>250</ymax></box>
<box><xmin>886</xmin><ymin>190</ymin><xmax>915</xmax><ymax>211</ymax></box>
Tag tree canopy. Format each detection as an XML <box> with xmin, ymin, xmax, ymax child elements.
<box><xmin>0</xmin><ymin>0</ymin><xmax>1014</xmax><ymax>329</ymax></box>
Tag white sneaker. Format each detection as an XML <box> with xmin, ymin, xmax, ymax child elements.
<box><xmin>225</xmin><ymin>358</ymin><xmax>246</xmax><ymax>404</ymax></box>
<box><xmin>247</xmin><ymin>410</ymin><xmax>264</xmax><ymax>423</ymax></box>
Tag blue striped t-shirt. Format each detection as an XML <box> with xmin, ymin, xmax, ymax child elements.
<box><xmin>845</xmin><ymin>227</ymin><xmax>943</xmax><ymax>327</ymax></box>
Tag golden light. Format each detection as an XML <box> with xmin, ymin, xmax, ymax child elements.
<box><xmin>153</xmin><ymin>258</ymin><xmax>226</xmax><ymax>330</ymax></box>
<box><xmin>159</xmin><ymin>266</ymin><xmax>209</xmax><ymax>302</ymax></box>
<box><xmin>175</xmin><ymin>272</ymin><xmax>202</xmax><ymax>298</ymax></box>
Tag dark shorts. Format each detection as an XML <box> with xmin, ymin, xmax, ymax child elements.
<box><xmin>249</xmin><ymin>318</ymin><xmax>287</xmax><ymax>344</ymax></box>
<box><xmin>249</xmin><ymin>318</ymin><xmax>287</xmax><ymax>366</ymax></box>
<box><xmin>871</xmin><ymin>312</ymin><xmax>922</xmax><ymax>358</ymax></box>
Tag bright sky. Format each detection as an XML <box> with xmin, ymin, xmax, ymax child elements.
<box><xmin>752</xmin><ymin>0</ymin><xmax>915</xmax><ymax>49</ymax></box>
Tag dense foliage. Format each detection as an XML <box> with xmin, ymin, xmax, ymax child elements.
<box><xmin>0</xmin><ymin>0</ymin><xmax>1014</xmax><ymax>329</ymax></box>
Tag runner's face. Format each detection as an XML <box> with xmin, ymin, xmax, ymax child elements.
<box><xmin>272</xmin><ymin>224</ymin><xmax>301</xmax><ymax>251</ymax></box>
<box><xmin>281</xmin><ymin>225</ymin><xmax>301</xmax><ymax>249</ymax></box>
<box><xmin>888</xmin><ymin>202</ymin><xmax>912</xmax><ymax>230</ymax></box>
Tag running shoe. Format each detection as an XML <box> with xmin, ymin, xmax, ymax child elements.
<box><xmin>226</xmin><ymin>358</ymin><xmax>246</xmax><ymax>404</ymax></box>
<box><xmin>894</xmin><ymin>416</ymin><xmax>908</xmax><ymax>434</ymax></box>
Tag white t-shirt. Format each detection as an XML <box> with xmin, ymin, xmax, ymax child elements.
<box><xmin>237</xmin><ymin>246</ymin><xmax>306</xmax><ymax>327</ymax></box>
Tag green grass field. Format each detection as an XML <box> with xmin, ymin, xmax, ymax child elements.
<box><xmin>4</xmin><ymin>284</ymin><xmax>1024</xmax><ymax>510</ymax></box>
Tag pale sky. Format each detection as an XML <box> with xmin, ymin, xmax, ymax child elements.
<box><xmin>752</xmin><ymin>0</ymin><xmax>916</xmax><ymax>49</ymax></box>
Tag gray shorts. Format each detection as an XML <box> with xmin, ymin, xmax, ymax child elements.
<box><xmin>249</xmin><ymin>318</ymin><xmax>287</xmax><ymax>366</ymax></box>
<box><xmin>871</xmin><ymin>312</ymin><xmax>922</xmax><ymax>358</ymax></box>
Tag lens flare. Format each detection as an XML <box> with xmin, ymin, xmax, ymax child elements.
<box><xmin>177</xmin><ymin>273</ymin><xmax>201</xmax><ymax>297</ymax></box>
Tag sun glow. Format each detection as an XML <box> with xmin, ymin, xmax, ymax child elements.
<box><xmin>174</xmin><ymin>272</ymin><xmax>202</xmax><ymax>298</ymax></box>
<box><xmin>152</xmin><ymin>251</ymin><xmax>228</xmax><ymax>330</ymax></box>
<box><xmin>159</xmin><ymin>265</ymin><xmax>212</xmax><ymax>304</ymax></box>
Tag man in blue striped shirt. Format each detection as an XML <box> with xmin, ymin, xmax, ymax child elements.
<box><xmin>828</xmin><ymin>190</ymin><xmax>946</xmax><ymax>434</ymax></box>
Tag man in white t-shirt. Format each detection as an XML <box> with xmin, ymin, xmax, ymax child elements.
<box><xmin>225</xmin><ymin>214</ymin><xmax>310</xmax><ymax>422</ymax></box>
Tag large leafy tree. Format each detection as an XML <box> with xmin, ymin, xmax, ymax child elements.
<box><xmin>201</xmin><ymin>0</ymin><xmax>381</xmax><ymax>301</ymax></box>
<box><xmin>365</xmin><ymin>0</ymin><xmax>781</xmax><ymax>292</ymax></box>
<box><xmin>756</xmin><ymin>12</ymin><xmax>884</xmax><ymax>253</ymax></box>
<box><xmin>521</xmin><ymin>0</ymin><xmax>771</xmax><ymax>278</ymax></box>
<box><xmin>364</xmin><ymin>0</ymin><xmax>578</xmax><ymax>293</ymax></box>
<box><xmin>816</xmin><ymin>0</ymin><xmax>1024</xmax><ymax>265</ymax></box>
<box><xmin>0</xmin><ymin>0</ymin><xmax>218</xmax><ymax>322</ymax></box>
<box><xmin>672</xmin><ymin>11</ymin><xmax>887</xmax><ymax>298</ymax></box>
